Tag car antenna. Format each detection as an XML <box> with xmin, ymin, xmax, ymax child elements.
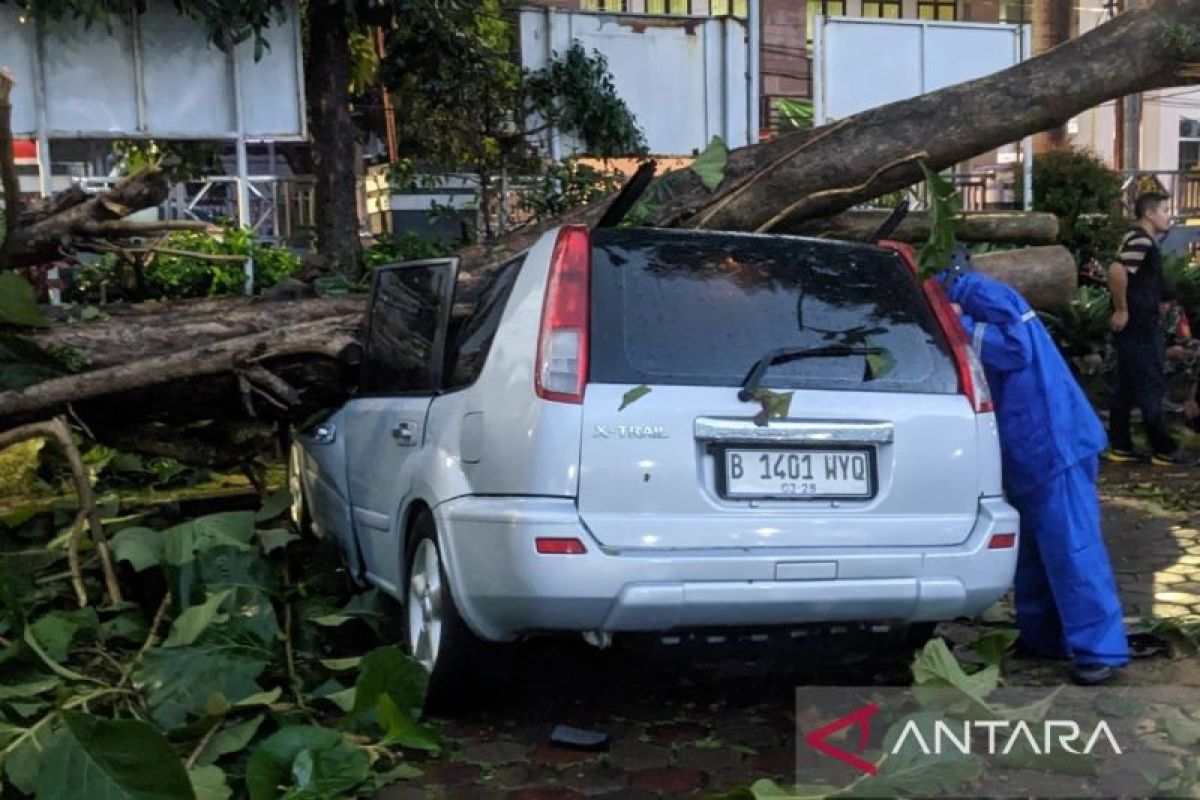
<box><xmin>595</xmin><ymin>160</ymin><xmax>657</xmax><ymax>229</ymax></box>
<box><xmin>868</xmin><ymin>199</ymin><xmax>911</xmax><ymax>243</ymax></box>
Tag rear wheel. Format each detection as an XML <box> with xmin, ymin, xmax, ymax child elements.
<box><xmin>405</xmin><ymin>512</ymin><xmax>499</xmax><ymax>713</ymax></box>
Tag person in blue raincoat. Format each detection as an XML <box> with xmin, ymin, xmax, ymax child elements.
<box><xmin>938</xmin><ymin>250</ymin><xmax>1129</xmax><ymax>685</ymax></box>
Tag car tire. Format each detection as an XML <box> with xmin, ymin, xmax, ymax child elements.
<box><xmin>404</xmin><ymin>512</ymin><xmax>500</xmax><ymax>714</ymax></box>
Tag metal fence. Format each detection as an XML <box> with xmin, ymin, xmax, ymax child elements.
<box><xmin>1120</xmin><ymin>171</ymin><xmax>1200</xmax><ymax>216</ymax></box>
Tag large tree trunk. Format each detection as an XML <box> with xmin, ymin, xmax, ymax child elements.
<box><xmin>306</xmin><ymin>0</ymin><xmax>363</xmax><ymax>279</ymax></box>
<box><xmin>0</xmin><ymin>69</ymin><xmax>20</xmax><ymax>242</ymax></box>
<box><xmin>783</xmin><ymin>210</ymin><xmax>1060</xmax><ymax>245</ymax></box>
<box><xmin>973</xmin><ymin>246</ymin><xmax>1079</xmax><ymax>310</ymax></box>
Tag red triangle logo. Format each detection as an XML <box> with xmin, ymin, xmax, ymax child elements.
<box><xmin>803</xmin><ymin>702</ymin><xmax>880</xmax><ymax>775</ymax></box>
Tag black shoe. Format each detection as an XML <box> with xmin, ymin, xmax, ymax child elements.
<box><xmin>1103</xmin><ymin>448</ymin><xmax>1146</xmax><ymax>464</ymax></box>
<box><xmin>1151</xmin><ymin>451</ymin><xmax>1197</xmax><ymax>467</ymax></box>
<box><xmin>1070</xmin><ymin>663</ymin><xmax>1118</xmax><ymax>686</ymax></box>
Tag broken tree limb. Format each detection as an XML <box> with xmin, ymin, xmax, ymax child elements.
<box><xmin>0</xmin><ymin>417</ymin><xmax>120</xmax><ymax>607</ymax></box>
<box><xmin>973</xmin><ymin>245</ymin><xmax>1078</xmax><ymax>310</ymax></box>
<box><xmin>0</xmin><ymin>316</ymin><xmax>360</xmax><ymax>419</ymax></box>
<box><xmin>779</xmin><ymin>210</ymin><xmax>1061</xmax><ymax>246</ymax></box>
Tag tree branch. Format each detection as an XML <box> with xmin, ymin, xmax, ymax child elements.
<box><xmin>0</xmin><ymin>68</ymin><xmax>21</xmax><ymax>245</ymax></box>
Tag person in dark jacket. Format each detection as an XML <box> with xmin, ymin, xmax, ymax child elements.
<box><xmin>939</xmin><ymin>255</ymin><xmax>1129</xmax><ymax>685</ymax></box>
<box><xmin>1106</xmin><ymin>192</ymin><xmax>1180</xmax><ymax>465</ymax></box>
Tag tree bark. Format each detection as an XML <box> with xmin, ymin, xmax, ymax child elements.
<box><xmin>973</xmin><ymin>245</ymin><xmax>1079</xmax><ymax>310</ymax></box>
<box><xmin>1032</xmin><ymin>0</ymin><xmax>1076</xmax><ymax>153</ymax></box>
<box><xmin>306</xmin><ymin>0</ymin><xmax>363</xmax><ymax>279</ymax></box>
<box><xmin>0</xmin><ymin>69</ymin><xmax>22</xmax><ymax>247</ymax></box>
<box><xmin>781</xmin><ymin>210</ymin><xmax>1061</xmax><ymax>245</ymax></box>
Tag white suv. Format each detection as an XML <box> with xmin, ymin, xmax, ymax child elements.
<box><xmin>292</xmin><ymin>226</ymin><xmax>1019</xmax><ymax>701</ymax></box>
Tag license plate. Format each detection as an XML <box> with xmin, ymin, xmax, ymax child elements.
<box><xmin>722</xmin><ymin>448</ymin><xmax>873</xmax><ymax>499</ymax></box>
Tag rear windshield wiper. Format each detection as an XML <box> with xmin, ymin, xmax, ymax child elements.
<box><xmin>738</xmin><ymin>345</ymin><xmax>885</xmax><ymax>401</ymax></box>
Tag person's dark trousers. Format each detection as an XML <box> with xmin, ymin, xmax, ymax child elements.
<box><xmin>1110</xmin><ymin>325</ymin><xmax>1178</xmax><ymax>455</ymax></box>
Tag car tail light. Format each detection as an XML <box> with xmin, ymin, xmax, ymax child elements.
<box><xmin>535</xmin><ymin>225</ymin><xmax>591</xmax><ymax>404</ymax></box>
<box><xmin>535</xmin><ymin>537</ymin><xmax>587</xmax><ymax>555</ymax></box>
<box><xmin>988</xmin><ymin>533</ymin><xmax>1017</xmax><ymax>550</ymax></box>
<box><xmin>922</xmin><ymin>277</ymin><xmax>994</xmax><ymax>414</ymax></box>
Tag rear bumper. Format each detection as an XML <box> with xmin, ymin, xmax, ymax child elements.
<box><xmin>434</xmin><ymin>496</ymin><xmax>1019</xmax><ymax>642</ymax></box>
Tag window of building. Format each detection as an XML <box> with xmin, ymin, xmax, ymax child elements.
<box><xmin>807</xmin><ymin>0</ymin><xmax>847</xmax><ymax>44</ymax></box>
<box><xmin>645</xmin><ymin>0</ymin><xmax>691</xmax><ymax>13</ymax></box>
<box><xmin>1180</xmin><ymin>119</ymin><xmax>1200</xmax><ymax>171</ymax></box>
<box><xmin>999</xmin><ymin>0</ymin><xmax>1030</xmax><ymax>24</ymax></box>
<box><xmin>580</xmin><ymin>0</ymin><xmax>628</xmax><ymax>11</ymax></box>
<box><xmin>709</xmin><ymin>0</ymin><xmax>748</xmax><ymax>16</ymax></box>
<box><xmin>917</xmin><ymin>1</ymin><xmax>957</xmax><ymax>21</ymax></box>
<box><xmin>862</xmin><ymin>0</ymin><xmax>902</xmax><ymax>19</ymax></box>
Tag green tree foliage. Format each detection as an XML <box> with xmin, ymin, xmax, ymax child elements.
<box><xmin>1033</xmin><ymin>149</ymin><xmax>1127</xmax><ymax>264</ymax></box>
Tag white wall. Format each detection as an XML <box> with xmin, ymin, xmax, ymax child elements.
<box><xmin>519</xmin><ymin>8</ymin><xmax>755</xmax><ymax>156</ymax></box>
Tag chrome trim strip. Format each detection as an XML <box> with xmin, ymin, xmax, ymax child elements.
<box><xmin>693</xmin><ymin>417</ymin><xmax>894</xmax><ymax>444</ymax></box>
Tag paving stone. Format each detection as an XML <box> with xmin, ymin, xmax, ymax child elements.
<box><xmin>553</xmin><ymin>763</ymin><xmax>628</xmax><ymax>797</ymax></box>
<box><xmin>674</xmin><ymin>744</ymin><xmax>745</xmax><ymax>772</ymax></box>
<box><xmin>1162</xmin><ymin>563</ymin><xmax>1196</xmax><ymax>576</ymax></box>
<box><xmin>420</xmin><ymin>761</ymin><xmax>484</xmax><ymax>787</ymax></box>
<box><xmin>1151</xmin><ymin>603</ymin><xmax>1193</xmax><ymax>619</ymax></box>
<box><xmin>719</xmin><ymin>720</ymin><xmax>783</xmax><ymax>750</ymax></box>
<box><xmin>488</xmin><ymin>765</ymin><xmax>534</xmax><ymax>790</ymax></box>
<box><xmin>1155</xmin><ymin>572</ymin><xmax>1186</xmax><ymax>585</ymax></box>
<box><xmin>532</xmin><ymin>745</ymin><xmax>603</xmax><ymax>769</ymax></box>
<box><xmin>628</xmin><ymin>767</ymin><xmax>706</xmax><ymax>795</ymax></box>
<box><xmin>461</xmin><ymin>740</ymin><xmax>531</xmax><ymax>766</ymax></box>
<box><xmin>749</xmin><ymin>747</ymin><xmax>795</xmax><ymax>778</ymax></box>
<box><xmin>1170</xmin><ymin>581</ymin><xmax>1200</xmax><ymax>594</ymax></box>
<box><xmin>644</xmin><ymin>721</ymin><xmax>709</xmax><ymax>745</ymax></box>
<box><xmin>376</xmin><ymin>786</ymin><xmax>430</xmax><ymax>800</ymax></box>
<box><xmin>1154</xmin><ymin>591</ymin><xmax>1200</xmax><ymax>605</ymax></box>
<box><xmin>607</xmin><ymin>740</ymin><xmax>672</xmax><ymax>771</ymax></box>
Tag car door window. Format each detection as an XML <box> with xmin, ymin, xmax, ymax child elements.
<box><xmin>361</xmin><ymin>259</ymin><xmax>459</xmax><ymax>394</ymax></box>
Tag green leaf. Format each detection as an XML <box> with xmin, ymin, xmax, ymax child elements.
<box><xmin>163</xmin><ymin>589</ymin><xmax>233</xmax><ymax>648</ymax></box>
<box><xmin>376</xmin><ymin>694</ymin><xmax>439</xmax><ymax>752</ymax></box>
<box><xmin>29</xmin><ymin>608</ymin><xmax>98</xmax><ymax>662</ymax></box>
<box><xmin>257</xmin><ymin>528</ymin><xmax>299</xmax><ymax>555</ymax></box>
<box><xmin>195</xmin><ymin>715</ymin><xmax>265</xmax><ymax>767</ymax></box>
<box><xmin>853</xmin><ymin>712</ymin><xmax>981</xmax><ymax>795</ymax></box>
<box><xmin>100</xmin><ymin>608</ymin><xmax>149</xmax><ymax>645</ymax></box>
<box><xmin>371</xmin><ymin>761</ymin><xmax>423</xmax><ymax>788</ymax></box>
<box><xmin>35</xmin><ymin>711</ymin><xmax>194</xmax><ymax>800</ymax></box>
<box><xmin>0</xmin><ymin>273</ymin><xmax>50</xmax><ymax>328</ymax></box>
<box><xmin>246</xmin><ymin>726</ymin><xmax>364</xmax><ymax>800</ymax></box>
<box><xmin>4</xmin><ymin>721</ymin><xmax>55</xmax><ymax>795</ymax></box>
<box><xmin>189</xmin><ymin>765</ymin><xmax>232</xmax><ymax>800</ymax></box>
<box><xmin>318</xmin><ymin>656</ymin><xmax>361</xmax><ymax>672</ymax></box>
<box><xmin>916</xmin><ymin>162</ymin><xmax>964</xmax><ymax>279</ymax></box>
<box><xmin>618</xmin><ymin>384</ymin><xmax>652</xmax><ymax>412</ymax></box>
<box><xmin>1095</xmin><ymin>690</ymin><xmax>1141</xmax><ymax>718</ymax></box>
<box><xmin>351</xmin><ymin>646</ymin><xmax>428</xmax><ymax>721</ymax></box>
<box><xmin>1163</xmin><ymin>708</ymin><xmax>1200</xmax><ymax>747</ymax></box>
<box><xmin>971</xmin><ymin>629</ymin><xmax>1019</xmax><ymax>668</ymax></box>
<box><xmin>865</xmin><ymin>350</ymin><xmax>896</xmax><ymax>382</ymax></box>
<box><xmin>0</xmin><ymin>675</ymin><xmax>60</xmax><ymax>700</ymax></box>
<box><xmin>994</xmin><ymin>737</ymin><xmax>1098</xmax><ymax>777</ymax></box>
<box><xmin>689</xmin><ymin>136</ymin><xmax>729</xmax><ymax>193</ymax></box>
<box><xmin>135</xmin><ymin>644</ymin><xmax>267</xmax><ymax>731</ymax></box>
<box><xmin>255</xmin><ymin>490</ymin><xmax>293</xmax><ymax>523</ymax></box>
<box><xmin>110</xmin><ymin>528</ymin><xmax>165</xmax><ymax>572</ymax></box>
<box><xmin>235</xmin><ymin>687</ymin><xmax>284</xmax><ymax>708</ymax></box>
<box><xmin>911</xmin><ymin>637</ymin><xmax>998</xmax><ymax>702</ymax></box>
<box><xmin>163</xmin><ymin>512</ymin><xmax>257</xmax><ymax>567</ymax></box>
<box><xmin>22</xmin><ymin>626</ymin><xmax>95</xmax><ymax>684</ymax></box>
<box><xmin>288</xmin><ymin>741</ymin><xmax>371</xmax><ymax>799</ymax></box>
<box><xmin>752</xmin><ymin>388</ymin><xmax>794</xmax><ymax>425</ymax></box>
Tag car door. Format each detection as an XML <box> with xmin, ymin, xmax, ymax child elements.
<box><xmin>343</xmin><ymin>258</ymin><xmax>459</xmax><ymax>595</ymax></box>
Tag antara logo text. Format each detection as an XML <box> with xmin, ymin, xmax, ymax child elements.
<box><xmin>805</xmin><ymin>703</ymin><xmax>1122</xmax><ymax>776</ymax></box>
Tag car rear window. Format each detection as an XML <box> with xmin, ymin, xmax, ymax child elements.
<box><xmin>589</xmin><ymin>229</ymin><xmax>958</xmax><ymax>394</ymax></box>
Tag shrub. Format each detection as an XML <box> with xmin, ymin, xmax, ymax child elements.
<box><xmin>1033</xmin><ymin>149</ymin><xmax>1127</xmax><ymax>264</ymax></box>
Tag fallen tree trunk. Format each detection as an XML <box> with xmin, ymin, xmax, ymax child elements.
<box><xmin>783</xmin><ymin>211</ymin><xmax>1060</xmax><ymax>245</ymax></box>
<box><xmin>973</xmin><ymin>245</ymin><xmax>1078</xmax><ymax>310</ymax></box>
